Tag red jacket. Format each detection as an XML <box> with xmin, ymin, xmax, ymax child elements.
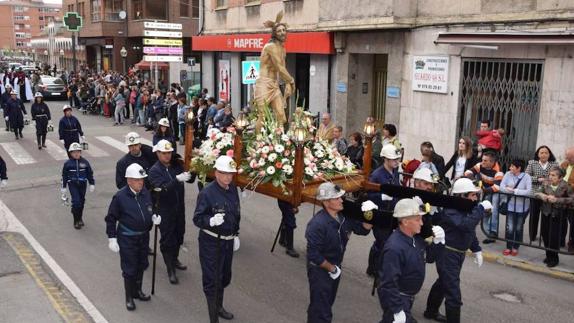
<box><xmin>476</xmin><ymin>130</ymin><xmax>502</xmax><ymax>151</ymax></box>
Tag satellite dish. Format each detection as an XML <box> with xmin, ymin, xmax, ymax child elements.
<box><xmin>119</xmin><ymin>11</ymin><xmax>127</xmax><ymax>20</ymax></box>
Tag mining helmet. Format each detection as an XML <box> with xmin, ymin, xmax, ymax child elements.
<box><xmin>214</xmin><ymin>155</ymin><xmax>237</xmax><ymax>173</ymax></box>
<box><xmin>451</xmin><ymin>178</ymin><xmax>481</xmax><ymax>194</ymax></box>
<box><xmin>413</xmin><ymin>168</ymin><xmax>438</xmax><ymax>184</ymax></box>
<box><xmin>125</xmin><ymin>163</ymin><xmax>147</xmax><ymax>179</ymax></box>
<box><xmin>125</xmin><ymin>132</ymin><xmax>141</xmax><ymax>146</ymax></box>
<box><xmin>380</xmin><ymin>144</ymin><xmax>402</xmax><ymax>159</ymax></box>
<box><xmin>316</xmin><ymin>182</ymin><xmax>345</xmax><ymax>201</ymax></box>
<box><xmin>153</xmin><ymin>139</ymin><xmax>174</xmax><ymax>153</ymax></box>
<box><xmin>68</xmin><ymin>142</ymin><xmax>82</xmax><ymax>152</ymax></box>
<box><xmin>158</xmin><ymin>118</ymin><xmax>170</xmax><ymax>127</ymax></box>
<box><xmin>393</xmin><ymin>198</ymin><xmax>426</xmax><ymax>218</ymax></box>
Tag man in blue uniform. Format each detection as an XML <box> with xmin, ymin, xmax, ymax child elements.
<box><xmin>58</xmin><ymin>105</ymin><xmax>84</xmax><ymax>151</ymax></box>
<box><xmin>306</xmin><ymin>182</ymin><xmax>373</xmax><ymax>323</ymax></box>
<box><xmin>412</xmin><ymin>168</ymin><xmax>441</xmax><ymax>239</ymax></box>
<box><xmin>366</xmin><ymin>144</ymin><xmax>402</xmax><ymax>276</ymax></box>
<box><xmin>148</xmin><ymin>139</ymin><xmax>191</xmax><ymax>284</ymax></box>
<box><xmin>0</xmin><ymin>155</ymin><xmax>7</xmax><ymax>188</ymax></box>
<box><xmin>105</xmin><ymin>163</ymin><xmax>162</xmax><ymax>311</ymax></box>
<box><xmin>30</xmin><ymin>92</ymin><xmax>51</xmax><ymax>150</ymax></box>
<box><xmin>115</xmin><ymin>132</ymin><xmax>156</xmax><ymax>189</ymax></box>
<box><xmin>277</xmin><ymin>200</ymin><xmax>299</xmax><ymax>257</ymax></box>
<box><xmin>378</xmin><ymin>198</ymin><xmax>445</xmax><ymax>323</ymax></box>
<box><xmin>5</xmin><ymin>91</ymin><xmax>27</xmax><ymax>140</ymax></box>
<box><xmin>423</xmin><ymin>178</ymin><xmax>492</xmax><ymax>323</ymax></box>
<box><xmin>61</xmin><ymin>143</ymin><xmax>95</xmax><ymax>229</ymax></box>
<box><xmin>193</xmin><ymin>155</ymin><xmax>240</xmax><ymax>323</ymax></box>
<box><xmin>2</xmin><ymin>84</ymin><xmax>13</xmax><ymax>132</ymax></box>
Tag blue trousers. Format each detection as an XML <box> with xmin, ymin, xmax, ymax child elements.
<box><xmin>427</xmin><ymin>249</ymin><xmax>465</xmax><ymax>309</ymax></box>
<box><xmin>505</xmin><ymin>211</ymin><xmax>528</xmax><ymax>249</ymax></box>
<box><xmin>278</xmin><ymin>200</ymin><xmax>297</xmax><ymax>230</ymax></box>
<box><xmin>159</xmin><ymin>210</ymin><xmax>185</xmax><ymax>253</ymax></box>
<box><xmin>118</xmin><ymin>232</ymin><xmax>150</xmax><ymax>279</ymax></box>
<box><xmin>68</xmin><ymin>181</ymin><xmax>86</xmax><ymax>208</ymax></box>
<box><xmin>307</xmin><ymin>266</ymin><xmax>340</xmax><ymax>323</ymax></box>
<box><xmin>198</xmin><ymin>231</ymin><xmax>234</xmax><ymax>299</ymax></box>
<box><xmin>380</xmin><ymin>294</ymin><xmax>415</xmax><ymax>323</ymax></box>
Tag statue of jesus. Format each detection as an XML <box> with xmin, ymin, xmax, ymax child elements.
<box><xmin>254</xmin><ymin>11</ymin><xmax>295</xmax><ymax>131</ymax></box>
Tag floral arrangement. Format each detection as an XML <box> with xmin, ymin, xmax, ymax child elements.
<box><xmin>302</xmin><ymin>139</ymin><xmax>356</xmax><ymax>180</ymax></box>
<box><xmin>190</xmin><ymin>128</ymin><xmax>235</xmax><ymax>184</ymax></box>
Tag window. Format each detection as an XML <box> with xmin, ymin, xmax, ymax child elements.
<box><xmin>14</xmin><ymin>16</ymin><xmax>25</xmax><ymax>21</ymax></box>
<box><xmin>91</xmin><ymin>0</ymin><xmax>101</xmax><ymax>22</ymax></box>
<box><xmin>78</xmin><ymin>2</ymin><xmax>85</xmax><ymax>19</ymax></box>
<box><xmin>16</xmin><ymin>41</ymin><xmax>25</xmax><ymax>47</ymax></box>
<box><xmin>180</xmin><ymin>0</ymin><xmax>189</xmax><ymax>17</ymax></box>
<box><xmin>144</xmin><ymin>0</ymin><xmax>167</xmax><ymax>20</ymax></box>
<box><xmin>245</xmin><ymin>0</ymin><xmax>260</xmax><ymax>4</ymax></box>
<box><xmin>192</xmin><ymin>0</ymin><xmax>199</xmax><ymax>18</ymax></box>
<box><xmin>132</xmin><ymin>0</ymin><xmax>142</xmax><ymax>19</ymax></box>
<box><xmin>104</xmin><ymin>0</ymin><xmax>123</xmax><ymax>21</ymax></box>
<box><xmin>68</xmin><ymin>4</ymin><xmax>74</xmax><ymax>12</ymax></box>
<box><xmin>39</xmin><ymin>16</ymin><xmax>44</xmax><ymax>20</ymax></box>
<box><xmin>216</xmin><ymin>0</ymin><xmax>227</xmax><ymax>7</ymax></box>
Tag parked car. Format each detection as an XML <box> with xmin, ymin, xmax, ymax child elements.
<box><xmin>37</xmin><ymin>75</ymin><xmax>67</xmax><ymax>99</ymax></box>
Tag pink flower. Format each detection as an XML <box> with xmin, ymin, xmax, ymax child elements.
<box><xmin>249</xmin><ymin>159</ymin><xmax>259</xmax><ymax>169</ymax></box>
<box><xmin>213</xmin><ymin>149</ymin><xmax>221</xmax><ymax>155</ymax></box>
<box><xmin>258</xmin><ymin>170</ymin><xmax>265</xmax><ymax>176</ymax></box>
<box><xmin>284</xmin><ymin>150</ymin><xmax>291</xmax><ymax>157</ymax></box>
<box><xmin>262</xmin><ymin>153</ymin><xmax>268</xmax><ymax>159</ymax></box>
<box><xmin>238</xmin><ymin>168</ymin><xmax>244</xmax><ymax>174</ymax></box>
<box><xmin>226</xmin><ymin>150</ymin><xmax>234</xmax><ymax>157</ymax></box>
<box><xmin>275</xmin><ymin>161</ymin><xmax>283</xmax><ymax>169</ymax></box>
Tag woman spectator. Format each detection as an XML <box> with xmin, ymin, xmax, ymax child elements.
<box><xmin>382</xmin><ymin>124</ymin><xmax>401</xmax><ymax>149</ymax></box>
<box><xmin>500</xmin><ymin>159</ymin><xmax>532</xmax><ymax>256</ymax></box>
<box><xmin>346</xmin><ymin>132</ymin><xmax>364</xmax><ymax>168</ymax></box>
<box><xmin>534</xmin><ymin>166</ymin><xmax>573</xmax><ymax>267</ymax></box>
<box><xmin>136</xmin><ymin>89</ymin><xmax>149</xmax><ymax>127</ymax></box>
<box><xmin>443</xmin><ymin>137</ymin><xmax>478</xmax><ymax>181</ymax></box>
<box><xmin>416</xmin><ymin>146</ymin><xmax>439</xmax><ymax>177</ymax></box>
<box><xmin>218</xmin><ymin>106</ymin><xmax>235</xmax><ymax>131</ymax></box>
<box><xmin>153</xmin><ymin>118</ymin><xmax>176</xmax><ymax>153</ymax></box>
<box><xmin>113</xmin><ymin>86</ymin><xmax>126</xmax><ymax>125</ymax></box>
<box><xmin>525</xmin><ymin>145</ymin><xmax>559</xmax><ymax>241</ymax></box>
<box><xmin>420</xmin><ymin>141</ymin><xmax>445</xmax><ymax>179</ymax></box>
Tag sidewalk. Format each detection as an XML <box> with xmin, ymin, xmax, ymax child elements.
<box><xmin>0</xmin><ymin>232</ymin><xmax>94</xmax><ymax>323</ymax></box>
<box><xmin>476</xmin><ymin>230</ymin><xmax>574</xmax><ymax>282</ymax></box>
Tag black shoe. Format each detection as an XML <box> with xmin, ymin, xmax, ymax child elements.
<box><xmin>278</xmin><ymin>229</ymin><xmax>286</xmax><ymax>247</ymax></box>
<box><xmin>482</xmin><ymin>238</ymin><xmax>496</xmax><ymax>244</ymax></box>
<box><xmin>175</xmin><ymin>259</ymin><xmax>187</xmax><ymax>270</ymax></box>
<box><xmin>38</xmin><ymin>145</ymin><xmax>42</xmax><ymax>150</ymax></box>
<box><xmin>78</xmin><ymin>220</ymin><xmax>85</xmax><ymax>227</ymax></box>
<box><xmin>285</xmin><ymin>248</ymin><xmax>300</xmax><ymax>258</ymax></box>
<box><xmin>148</xmin><ymin>247</ymin><xmax>154</xmax><ymax>256</ymax></box>
<box><xmin>124</xmin><ymin>279</ymin><xmax>136</xmax><ymax>311</ymax></box>
<box><xmin>547</xmin><ymin>261</ymin><xmax>559</xmax><ymax>268</ymax></box>
<box><xmin>74</xmin><ymin>222</ymin><xmax>82</xmax><ymax>229</ymax></box>
<box><xmin>423</xmin><ymin>311</ymin><xmax>447</xmax><ymax>322</ymax></box>
<box><xmin>218</xmin><ymin>307</ymin><xmax>234</xmax><ymax>320</ymax></box>
<box><xmin>445</xmin><ymin>306</ymin><xmax>461</xmax><ymax>323</ymax></box>
<box><xmin>543</xmin><ymin>258</ymin><xmax>548</xmax><ymax>264</ymax></box>
<box><xmin>167</xmin><ymin>268</ymin><xmax>179</xmax><ymax>284</ymax></box>
<box><xmin>133</xmin><ymin>281</ymin><xmax>151</xmax><ymax>301</ymax></box>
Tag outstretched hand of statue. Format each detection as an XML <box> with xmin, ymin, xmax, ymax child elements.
<box><xmin>284</xmin><ymin>82</ymin><xmax>294</xmax><ymax>99</ymax></box>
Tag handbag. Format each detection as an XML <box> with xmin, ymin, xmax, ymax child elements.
<box><xmin>499</xmin><ymin>175</ymin><xmax>524</xmax><ymax>215</ymax></box>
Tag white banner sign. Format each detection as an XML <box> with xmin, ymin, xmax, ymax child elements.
<box><xmin>144</xmin><ymin>21</ymin><xmax>183</xmax><ymax>30</ymax></box>
<box><xmin>144</xmin><ymin>55</ymin><xmax>183</xmax><ymax>62</ymax></box>
<box><xmin>144</xmin><ymin>30</ymin><xmax>182</xmax><ymax>38</ymax></box>
<box><xmin>412</xmin><ymin>56</ymin><xmax>449</xmax><ymax>94</ymax></box>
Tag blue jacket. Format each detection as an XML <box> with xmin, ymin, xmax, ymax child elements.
<box><xmin>368</xmin><ymin>165</ymin><xmax>400</xmax><ymax>232</ymax></box>
<box><xmin>148</xmin><ymin>160</ymin><xmax>185</xmax><ymax>216</ymax></box>
<box><xmin>435</xmin><ymin>204</ymin><xmax>486</xmax><ymax>252</ymax></box>
<box><xmin>115</xmin><ymin>150</ymin><xmax>154</xmax><ymax>189</ymax></box>
<box><xmin>379</xmin><ymin>230</ymin><xmax>441</xmax><ymax>313</ymax></box>
<box><xmin>0</xmin><ymin>155</ymin><xmax>6</xmax><ymax>180</ymax></box>
<box><xmin>58</xmin><ymin>115</ymin><xmax>83</xmax><ymax>142</ymax></box>
<box><xmin>193</xmin><ymin>181</ymin><xmax>241</xmax><ymax>237</ymax></box>
<box><xmin>306</xmin><ymin>209</ymin><xmax>370</xmax><ymax>268</ymax></box>
<box><xmin>105</xmin><ymin>186</ymin><xmax>153</xmax><ymax>238</ymax></box>
<box><xmin>5</xmin><ymin>97</ymin><xmax>26</xmax><ymax>128</ymax></box>
<box><xmin>61</xmin><ymin>157</ymin><xmax>94</xmax><ymax>188</ymax></box>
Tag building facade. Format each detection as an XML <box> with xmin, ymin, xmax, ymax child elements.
<box><xmin>196</xmin><ymin>0</ymin><xmax>574</xmax><ymax>166</ymax></box>
<box><xmin>0</xmin><ymin>0</ymin><xmax>61</xmax><ymax>51</ymax></box>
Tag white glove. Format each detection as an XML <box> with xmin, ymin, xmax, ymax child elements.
<box><xmin>209</xmin><ymin>213</ymin><xmax>225</xmax><ymax>227</ymax></box>
<box><xmin>60</xmin><ymin>139</ymin><xmax>65</xmax><ymax>145</ymax></box>
<box><xmin>233</xmin><ymin>236</ymin><xmax>240</xmax><ymax>251</ymax></box>
<box><xmin>81</xmin><ymin>135</ymin><xmax>86</xmax><ymax>143</ymax></box>
<box><xmin>176</xmin><ymin>172</ymin><xmax>191</xmax><ymax>182</ymax></box>
<box><xmin>480</xmin><ymin>200</ymin><xmax>493</xmax><ymax>211</ymax></box>
<box><xmin>108</xmin><ymin>238</ymin><xmax>120</xmax><ymax>253</ymax></box>
<box><xmin>4</xmin><ymin>116</ymin><xmax>8</xmax><ymax>121</ymax></box>
<box><xmin>152</xmin><ymin>214</ymin><xmax>162</xmax><ymax>225</ymax></box>
<box><xmin>361</xmin><ymin>200</ymin><xmax>378</xmax><ymax>212</ymax></box>
<box><xmin>381</xmin><ymin>193</ymin><xmax>393</xmax><ymax>201</ymax></box>
<box><xmin>473</xmin><ymin>251</ymin><xmax>483</xmax><ymax>268</ymax></box>
<box><xmin>0</xmin><ymin>179</ymin><xmax>7</xmax><ymax>188</ymax></box>
<box><xmin>89</xmin><ymin>185</ymin><xmax>95</xmax><ymax>192</ymax></box>
<box><xmin>328</xmin><ymin>265</ymin><xmax>341</xmax><ymax>280</ymax></box>
<box><xmin>393</xmin><ymin>310</ymin><xmax>406</xmax><ymax>323</ymax></box>
<box><xmin>60</xmin><ymin>187</ymin><xmax>67</xmax><ymax>194</ymax></box>
<box><xmin>432</xmin><ymin>225</ymin><xmax>446</xmax><ymax>244</ymax></box>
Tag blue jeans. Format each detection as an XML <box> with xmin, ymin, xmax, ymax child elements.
<box><xmin>505</xmin><ymin>211</ymin><xmax>528</xmax><ymax>250</ymax></box>
<box><xmin>482</xmin><ymin>193</ymin><xmax>500</xmax><ymax>236</ymax></box>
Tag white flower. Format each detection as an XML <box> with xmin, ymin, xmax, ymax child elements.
<box><xmin>281</xmin><ymin>158</ymin><xmax>290</xmax><ymax>165</ymax></box>
<box><xmin>215</xmin><ymin>142</ymin><xmax>224</xmax><ymax>150</ymax></box>
<box><xmin>305</xmin><ymin>167</ymin><xmax>314</xmax><ymax>176</ymax></box>
<box><xmin>315</xmin><ymin>150</ymin><xmax>325</xmax><ymax>158</ymax></box>
<box><xmin>304</xmin><ymin>158</ymin><xmax>310</xmax><ymax>166</ymax></box>
<box><xmin>283</xmin><ymin>164</ymin><xmax>293</xmax><ymax>175</ymax></box>
<box><xmin>261</xmin><ymin>146</ymin><xmax>270</xmax><ymax>154</ymax></box>
<box><xmin>335</xmin><ymin>160</ymin><xmax>345</xmax><ymax>170</ymax></box>
<box><xmin>268</xmin><ymin>153</ymin><xmax>278</xmax><ymax>162</ymax></box>
<box><xmin>266</xmin><ymin>166</ymin><xmax>276</xmax><ymax>175</ymax></box>
<box><xmin>275</xmin><ymin>144</ymin><xmax>285</xmax><ymax>153</ymax></box>
<box><xmin>258</xmin><ymin>158</ymin><xmax>266</xmax><ymax>167</ymax></box>
<box><xmin>281</xmin><ymin>134</ymin><xmax>290</xmax><ymax>142</ymax></box>
<box><xmin>216</xmin><ymin>132</ymin><xmax>224</xmax><ymax>139</ymax></box>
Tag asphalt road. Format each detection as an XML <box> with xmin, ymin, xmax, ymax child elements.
<box><xmin>0</xmin><ymin>100</ymin><xmax>573</xmax><ymax>322</ymax></box>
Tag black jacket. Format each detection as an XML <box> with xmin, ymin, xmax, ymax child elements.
<box><xmin>443</xmin><ymin>152</ymin><xmax>479</xmax><ymax>180</ymax></box>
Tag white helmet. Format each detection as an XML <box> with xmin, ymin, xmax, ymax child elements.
<box><xmin>125</xmin><ymin>163</ymin><xmax>147</xmax><ymax>179</ymax></box>
<box><xmin>451</xmin><ymin>178</ymin><xmax>480</xmax><ymax>194</ymax></box>
<box><xmin>34</xmin><ymin>92</ymin><xmax>43</xmax><ymax>98</ymax></box>
<box><xmin>68</xmin><ymin>142</ymin><xmax>82</xmax><ymax>152</ymax></box>
<box><xmin>413</xmin><ymin>168</ymin><xmax>437</xmax><ymax>184</ymax></box>
<box><xmin>316</xmin><ymin>182</ymin><xmax>345</xmax><ymax>201</ymax></box>
<box><xmin>214</xmin><ymin>155</ymin><xmax>237</xmax><ymax>173</ymax></box>
<box><xmin>152</xmin><ymin>139</ymin><xmax>174</xmax><ymax>153</ymax></box>
<box><xmin>380</xmin><ymin>144</ymin><xmax>402</xmax><ymax>159</ymax></box>
<box><xmin>158</xmin><ymin>118</ymin><xmax>170</xmax><ymax>127</ymax></box>
<box><xmin>125</xmin><ymin>132</ymin><xmax>141</xmax><ymax>146</ymax></box>
<box><xmin>393</xmin><ymin>198</ymin><xmax>426</xmax><ymax>218</ymax></box>
<box><xmin>62</xmin><ymin>105</ymin><xmax>72</xmax><ymax>112</ymax></box>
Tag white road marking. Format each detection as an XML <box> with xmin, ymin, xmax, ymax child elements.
<box><xmin>0</xmin><ymin>142</ymin><xmax>36</xmax><ymax>165</ymax></box>
<box><xmin>44</xmin><ymin>140</ymin><xmax>68</xmax><ymax>160</ymax></box>
<box><xmin>83</xmin><ymin>141</ymin><xmax>110</xmax><ymax>158</ymax></box>
<box><xmin>95</xmin><ymin>136</ymin><xmax>125</xmax><ymax>152</ymax></box>
<box><xmin>0</xmin><ymin>200</ymin><xmax>109</xmax><ymax>323</ymax></box>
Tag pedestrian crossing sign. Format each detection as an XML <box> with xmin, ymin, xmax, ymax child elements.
<box><xmin>242</xmin><ymin>61</ymin><xmax>260</xmax><ymax>85</ymax></box>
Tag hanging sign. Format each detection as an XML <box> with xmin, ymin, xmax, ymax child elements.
<box><xmin>412</xmin><ymin>56</ymin><xmax>449</xmax><ymax>94</ymax></box>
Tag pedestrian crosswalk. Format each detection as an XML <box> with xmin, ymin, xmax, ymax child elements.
<box><xmin>44</xmin><ymin>140</ymin><xmax>68</xmax><ymax>161</ymax></box>
<box><xmin>0</xmin><ymin>142</ymin><xmax>36</xmax><ymax>165</ymax></box>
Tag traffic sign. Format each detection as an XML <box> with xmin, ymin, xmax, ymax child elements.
<box><xmin>144</xmin><ymin>38</ymin><xmax>183</xmax><ymax>46</ymax></box>
<box><xmin>144</xmin><ymin>55</ymin><xmax>183</xmax><ymax>62</ymax></box>
<box><xmin>144</xmin><ymin>47</ymin><xmax>183</xmax><ymax>55</ymax></box>
<box><xmin>144</xmin><ymin>30</ymin><xmax>182</xmax><ymax>38</ymax></box>
<box><xmin>144</xmin><ymin>21</ymin><xmax>182</xmax><ymax>30</ymax></box>
<box><xmin>242</xmin><ymin>61</ymin><xmax>260</xmax><ymax>85</ymax></box>
<box><xmin>63</xmin><ymin>12</ymin><xmax>83</xmax><ymax>32</ymax></box>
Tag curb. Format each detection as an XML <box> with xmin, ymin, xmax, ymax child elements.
<box><xmin>481</xmin><ymin>250</ymin><xmax>574</xmax><ymax>282</ymax></box>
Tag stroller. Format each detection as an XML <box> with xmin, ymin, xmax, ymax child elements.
<box><xmin>81</xmin><ymin>97</ymin><xmax>99</xmax><ymax>115</ymax></box>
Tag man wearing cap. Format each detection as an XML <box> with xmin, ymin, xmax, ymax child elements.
<box><xmin>378</xmin><ymin>198</ymin><xmax>445</xmax><ymax>323</ymax></box>
<box><xmin>412</xmin><ymin>168</ymin><xmax>441</xmax><ymax>239</ymax></box>
<box><xmin>31</xmin><ymin>92</ymin><xmax>51</xmax><ymax>149</ymax></box>
<box><xmin>193</xmin><ymin>155</ymin><xmax>241</xmax><ymax>322</ymax></box>
<box><xmin>1</xmin><ymin>84</ymin><xmax>12</xmax><ymax>132</ymax></box>
<box><xmin>305</xmin><ymin>182</ymin><xmax>373</xmax><ymax>323</ymax></box>
<box><xmin>148</xmin><ymin>139</ymin><xmax>192</xmax><ymax>284</ymax></box>
<box><xmin>61</xmin><ymin>142</ymin><xmax>95</xmax><ymax>229</ymax></box>
<box><xmin>58</xmin><ymin>105</ymin><xmax>84</xmax><ymax>151</ymax></box>
<box><xmin>105</xmin><ymin>163</ymin><xmax>161</xmax><ymax>311</ymax></box>
<box><xmin>115</xmin><ymin>132</ymin><xmax>156</xmax><ymax>189</ymax></box>
<box><xmin>366</xmin><ymin>144</ymin><xmax>402</xmax><ymax>277</ymax></box>
<box><xmin>423</xmin><ymin>178</ymin><xmax>492</xmax><ymax>323</ymax></box>
<box><xmin>5</xmin><ymin>90</ymin><xmax>27</xmax><ymax>140</ymax></box>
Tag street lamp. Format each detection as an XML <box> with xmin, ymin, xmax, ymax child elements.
<box><xmin>362</xmin><ymin>117</ymin><xmax>377</xmax><ymax>178</ymax></box>
<box><xmin>234</xmin><ymin>112</ymin><xmax>249</xmax><ymax>136</ymax></box>
<box><xmin>120</xmin><ymin>46</ymin><xmax>128</xmax><ymax>74</ymax></box>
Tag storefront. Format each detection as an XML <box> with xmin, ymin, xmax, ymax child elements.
<box><xmin>192</xmin><ymin>32</ymin><xmax>334</xmax><ymax>114</ymax></box>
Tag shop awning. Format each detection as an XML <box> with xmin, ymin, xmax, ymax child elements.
<box><xmin>435</xmin><ymin>32</ymin><xmax>574</xmax><ymax>45</ymax></box>
<box><xmin>134</xmin><ymin>60</ymin><xmax>169</xmax><ymax>70</ymax></box>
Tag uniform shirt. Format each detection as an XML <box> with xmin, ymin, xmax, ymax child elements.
<box><xmin>368</xmin><ymin>165</ymin><xmax>400</xmax><ymax>211</ymax></box>
<box><xmin>464</xmin><ymin>162</ymin><xmax>503</xmax><ymax>193</ymax></box>
<box><xmin>305</xmin><ymin>209</ymin><xmax>370</xmax><ymax>268</ymax></box>
<box><xmin>31</xmin><ymin>102</ymin><xmax>51</xmax><ymax>120</ymax></box>
<box><xmin>61</xmin><ymin>157</ymin><xmax>95</xmax><ymax>188</ymax></box>
<box><xmin>193</xmin><ymin>180</ymin><xmax>241</xmax><ymax>237</ymax></box>
<box><xmin>148</xmin><ymin>160</ymin><xmax>186</xmax><ymax>215</ymax></box>
<box><xmin>434</xmin><ymin>204</ymin><xmax>486</xmax><ymax>253</ymax></box>
<box><xmin>105</xmin><ymin>186</ymin><xmax>153</xmax><ymax>238</ymax></box>
<box><xmin>58</xmin><ymin>115</ymin><xmax>84</xmax><ymax>139</ymax></box>
<box><xmin>115</xmin><ymin>151</ymin><xmax>153</xmax><ymax>189</ymax></box>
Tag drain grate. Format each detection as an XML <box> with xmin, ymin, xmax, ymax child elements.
<box><xmin>491</xmin><ymin>291</ymin><xmax>523</xmax><ymax>303</ymax></box>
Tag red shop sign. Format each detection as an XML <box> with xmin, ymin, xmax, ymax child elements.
<box><xmin>192</xmin><ymin>32</ymin><xmax>334</xmax><ymax>54</ymax></box>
